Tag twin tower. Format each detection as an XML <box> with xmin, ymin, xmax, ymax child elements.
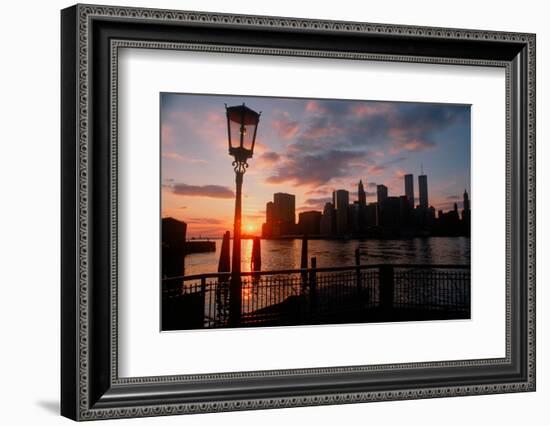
<box><xmin>404</xmin><ymin>173</ymin><xmax>429</xmax><ymax>209</ymax></box>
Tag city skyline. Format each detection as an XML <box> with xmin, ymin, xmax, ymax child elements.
<box><xmin>161</xmin><ymin>93</ymin><xmax>470</xmax><ymax>237</ymax></box>
<box><xmin>261</xmin><ymin>173</ymin><xmax>470</xmax><ymax>239</ymax></box>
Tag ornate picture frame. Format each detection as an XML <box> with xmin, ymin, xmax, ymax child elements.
<box><xmin>61</xmin><ymin>4</ymin><xmax>535</xmax><ymax>420</ymax></box>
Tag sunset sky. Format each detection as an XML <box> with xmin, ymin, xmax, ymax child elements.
<box><xmin>161</xmin><ymin>93</ymin><xmax>471</xmax><ymax>238</ymax></box>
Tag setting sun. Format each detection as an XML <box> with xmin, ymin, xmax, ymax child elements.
<box><xmin>244</xmin><ymin>224</ymin><xmax>256</xmax><ymax>234</ymax></box>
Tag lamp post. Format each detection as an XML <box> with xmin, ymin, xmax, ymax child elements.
<box><xmin>225</xmin><ymin>103</ymin><xmax>261</xmax><ymax>327</ymax></box>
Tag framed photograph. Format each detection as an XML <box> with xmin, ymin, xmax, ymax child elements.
<box><xmin>61</xmin><ymin>4</ymin><xmax>536</xmax><ymax>421</ymax></box>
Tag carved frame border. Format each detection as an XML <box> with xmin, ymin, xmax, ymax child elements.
<box><xmin>61</xmin><ymin>3</ymin><xmax>535</xmax><ymax>421</ymax></box>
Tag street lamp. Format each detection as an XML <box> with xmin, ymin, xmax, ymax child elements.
<box><xmin>225</xmin><ymin>103</ymin><xmax>261</xmax><ymax>326</ymax></box>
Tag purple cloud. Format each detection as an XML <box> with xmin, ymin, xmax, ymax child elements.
<box><xmin>259</xmin><ymin>151</ymin><xmax>281</xmax><ymax>164</ymax></box>
<box><xmin>171</xmin><ymin>183</ymin><xmax>234</xmax><ymax>199</ymax></box>
<box><xmin>266</xmin><ymin>149</ymin><xmax>368</xmax><ymax>186</ymax></box>
<box><xmin>263</xmin><ymin>100</ymin><xmax>467</xmax><ymax>188</ymax></box>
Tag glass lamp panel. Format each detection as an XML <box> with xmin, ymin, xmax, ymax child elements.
<box><xmin>241</xmin><ymin>122</ymin><xmax>256</xmax><ymax>150</ymax></box>
<box><xmin>229</xmin><ymin>120</ymin><xmax>242</xmax><ymax>149</ymax></box>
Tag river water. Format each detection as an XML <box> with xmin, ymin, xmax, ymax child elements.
<box><xmin>183</xmin><ymin>237</ymin><xmax>470</xmax><ymax>277</ymax></box>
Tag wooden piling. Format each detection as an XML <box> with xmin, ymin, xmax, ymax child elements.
<box><xmin>300</xmin><ymin>234</ymin><xmax>308</xmax><ymax>291</ymax></box>
<box><xmin>251</xmin><ymin>237</ymin><xmax>262</xmax><ymax>272</ymax></box>
<box><xmin>301</xmin><ymin>234</ymin><xmax>308</xmax><ymax>269</ymax></box>
<box><xmin>218</xmin><ymin>231</ymin><xmax>231</xmax><ymax>275</ymax></box>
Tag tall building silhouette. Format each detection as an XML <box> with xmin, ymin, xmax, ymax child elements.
<box><xmin>162</xmin><ymin>217</ymin><xmax>187</xmax><ymax>250</ymax></box>
<box><xmin>262</xmin><ymin>201</ymin><xmax>276</xmax><ymax>237</ymax></box>
<box><xmin>333</xmin><ymin>189</ymin><xmax>350</xmax><ymax>235</ymax></box>
<box><xmin>263</xmin><ymin>193</ymin><xmax>295</xmax><ymax>237</ymax></box>
<box><xmin>418</xmin><ymin>174</ymin><xmax>428</xmax><ymax>209</ymax></box>
<box><xmin>461</xmin><ymin>189</ymin><xmax>471</xmax><ymax>237</ymax></box>
<box><xmin>377</xmin><ymin>184</ymin><xmax>388</xmax><ymax>205</ymax></box>
<box><xmin>357</xmin><ymin>180</ymin><xmax>367</xmax><ymax>232</ymax></box>
<box><xmin>262</xmin><ymin>176</ymin><xmax>469</xmax><ymax>239</ymax></box>
<box><xmin>266</xmin><ymin>201</ymin><xmax>275</xmax><ymax>224</ymax></box>
<box><xmin>273</xmin><ymin>193</ymin><xmax>295</xmax><ymax>225</ymax></box>
<box><xmin>379</xmin><ymin>196</ymin><xmax>401</xmax><ymax>228</ymax></box>
<box><xmin>320</xmin><ymin>202</ymin><xmax>335</xmax><ymax>235</ymax></box>
<box><xmin>358</xmin><ymin>180</ymin><xmax>366</xmax><ymax>206</ymax></box>
<box><xmin>298</xmin><ymin>211</ymin><xmax>322</xmax><ymax>235</ymax></box>
<box><xmin>404</xmin><ymin>174</ymin><xmax>414</xmax><ymax>208</ymax></box>
<box><xmin>463</xmin><ymin>189</ymin><xmax>470</xmax><ymax>211</ymax></box>
<box><xmin>376</xmin><ymin>185</ymin><xmax>388</xmax><ymax>227</ymax></box>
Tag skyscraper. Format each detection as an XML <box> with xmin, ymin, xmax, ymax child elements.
<box><xmin>333</xmin><ymin>189</ymin><xmax>349</xmax><ymax>235</ymax></box>
<box><xmin>261</xmin><ymin>201</ymin><xmax>276</xmax><ymax>238</ymax></box>
<box><xmin>358</xmin><ymin>180</ymin><xmax>366</xmax><ymax>206</ymax></box>
<box><xmin>273</xmin><ymin>193</ymin><xmax>296</xmax><ymax>236</ymax></box>
<box><xmin>376</xmin><ymin>184</ymin><xmax>388</xmax><ymax>205</ymax></box>
<box><xmin>273</xmin><ymin>193</ymin><xmax>295</xmax><ymax>225</ymax></box>
<box><xmin>333</xmin><ymin>190</ymin><xmax>349</xmax><ymax>211</ymax></box>
<box><xmin>266</xmin><ymin>201</ymin><xmax>275</xmax><ymax>224</ymax></box>
<box><xmin>357</xmin><ymin>180</ymin><xmax>367</xmax><ymax>232</ymax></box>
<box><xmin>298</xmin><ymin>211</ymin><xmax>322</xmax><ymax>235</ymax></box>
<box><xmin>463</xmin><ymin>189</ymin><xmax>470</xmax><ymax>211</ymax></box>
<box><xmin>418</xmin><ymin>175</ymin><xmax>428</xmax><ymax>209</ymax></box>
<box><xmin>404</xmin><ymin>174</ymin><xmax>414</xmax><ymax>208</ymax></box>
<box><xmin>462</xmin><ymin>190</ymin><xmax>471</xmax><ymax>236</ymax></box>
<box><xmin>320</xmin><ymin>202</ymin><xmax>335</xmax><ymax>235</ymax></box>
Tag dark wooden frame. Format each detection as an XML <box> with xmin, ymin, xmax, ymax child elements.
<box><xmin>61</xmin><ymin>4</ymin><xmax>536</xmax><ymax>421</ymax></box>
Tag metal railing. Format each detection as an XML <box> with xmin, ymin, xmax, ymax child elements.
<box><xmin>161</xmin><ymin>264</ymin><xmax>470</xmax><ymax>330</ymax></box>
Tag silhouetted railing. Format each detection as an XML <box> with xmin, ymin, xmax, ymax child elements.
<box><xmin>162</xmin><ymin>264</ymin><xmax>470</xmax><ymax>330</ymax></box>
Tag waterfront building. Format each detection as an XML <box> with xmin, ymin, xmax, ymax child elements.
<box><xmin>379</xmin><ymin>196</ymin><xmax>401</xmax><ymax>229</ymax></box>
<box><xmin>298</xmin><ymin>211</ymin><xmax>322</xmax><ymax>235</ymax></box>
<box><xmin>358</xmin><ymin>180</ymin><xmax>366</xmax><ymax>206</ymax></box>
<box><xmin>462</xmin><ymin>189</ymin><xmax>471</xmax><ymax>236</ymax></box>
<box><xmin>162</xmin><ymin>217</ymin><xmax>187</xmax><ymax>250</ymax></box>
<box><xmin>404</xmin><ymin>174</ymin><xmax>414</xmax><ymax>208</ymax></box>
<box><xmin>365</xmin><ymin>203</ymin><xmax>378</xmax><ymax>227</ymax></box>
<box><xmin>418</xmin><ymin>174</ymin><xmax>429</xmax><ymax>209</ymax></box>
<box><xmin>265</xmin><ymin>192</ymin><xmax>295</xmax><ymax>236</ymax></box>
<box><xmin>376</xmin><ymin>184</ymin><xmax>388</xmax><ymax>205</ymax></box>
<box><xmin>320</xmin><ymin>202</ymin><xmax>336</xmax><ymax>235</ymax></box>
<box><xmin>333</xmin><ymin>189</ymin><xmax>350</xmax><ymax>235</ymax></box>
<box><xmin>357</xmin><ymin>180</ymin><xmax>367</xmax><ymax>232</ymax></box>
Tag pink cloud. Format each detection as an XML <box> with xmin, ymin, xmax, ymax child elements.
<box><xmin>394</xmin><ymin>169</ymin><xmax>407</xmax><ymax>179</ymax></box>
<box><xmin>300</xmin><ymin>125</ymin><xmax>343</xmax><ymax>141</ymax></box>
<box><xmin>351</xmin><ymin>102</ymin><xmax>393</xmax><ymax>118</ymax></box>
<box><xmin>171</xmin><ymin>183</ymin><xmax>234</xmax><ymax>199</ymax></box>
<box><xmin>166</xmin><ymin>109</ymin><xmax>227</xmax><ymax>150</ymax></box>
<box><xmin>251</xmin><ymin>140</ymin><xmax>268</xmax><ymax>156</ymax></box>
<box><xmin>306</xmin><ymin>188</ymin><xmax>330</xmax><ymax>196</ymax></box>
<box><xmin>271</xmin><ymin>119</ymin><xmax>300</xmax><ymax>140</ymax></box>
<box><xmin>162</xmin><ymin>151</ymin><xmax>185</xmax><ymax>161</ymax></box>
<box><xmin>368</xmin><ymin>165</ymin><xmax>386</xmax><ymax>175</ymax></box>
<box><xmin>258</xmin><ymin>151</ymin><xmax>280</xmax><ymax>164</ymax></box>
<box><xmin>273</xmin><ymin>109</ymin><xmax>290</xmax><ymax>118</ymax></box>
<box><xmin>162</xmin><ymin>152</ymin><xmax>207</xmax><ymax>164</ymax></box>
<box><xmin>305</xmin><ymin>100</ymin><xmax>325</xmax><ymax>113</ymax></box>
<box><xmin>402</xmin><ymin>139</ymin><xmax>433</xmax><ymax>151</ymax></box>
<box><xmin>206</xmin><ymin>111</ymin><xmax>224</xmax><ymax>125</ymax></box>
<box><xmin>387</xmin><ymin>128</ymin><xmax>435</xmax><ymax>154</ymax></box>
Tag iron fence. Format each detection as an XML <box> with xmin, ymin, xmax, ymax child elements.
<box><xmin>162</xmin><ymin>264</ymin><xmax>470</xmax><ymax>330</ymax></box>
